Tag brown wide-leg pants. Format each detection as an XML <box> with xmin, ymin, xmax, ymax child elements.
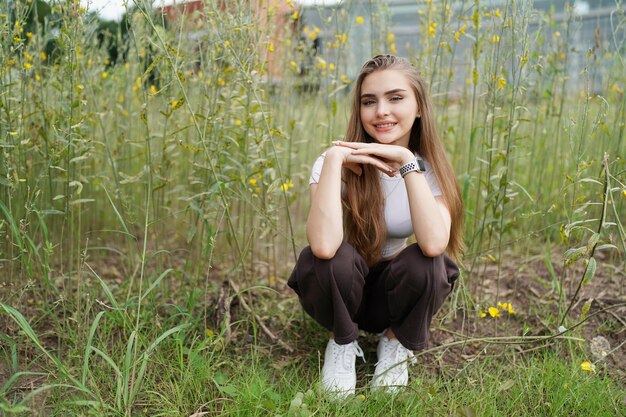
<box><xmin>288</xmin><ymin>241</ymin><xmax>460</xmax><ymax>351</ymax></box>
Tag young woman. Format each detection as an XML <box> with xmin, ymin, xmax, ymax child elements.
<box><xmin>288</xmin><ymin>54</ymin><xmax>463</xmax><ymax>396</ymax></box>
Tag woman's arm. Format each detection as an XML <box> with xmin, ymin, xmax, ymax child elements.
<box><xmin>306</xmin><ymin>146</ymin><xmax>397</xmax><ymax>259</ymax></box>
<box><xmin>306</xmin><ymin>150</ymin><xmax>345</xmax><ymax>259</ymax></box>
<box><xmin>403</xmin><ymin>173</ymin><xmax>451</xmax><ymax>257</ymax></box>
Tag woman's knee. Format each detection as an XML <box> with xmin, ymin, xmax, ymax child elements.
<box><xmin>289</xmin><ymin>242</ymin><xmax>368</xmax><ymax>296</ymax></box>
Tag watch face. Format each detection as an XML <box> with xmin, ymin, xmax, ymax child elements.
<box><xmin>416</xmin><ymin>158</ymin><xmax>425</xmax><ymax>172</ymax></box>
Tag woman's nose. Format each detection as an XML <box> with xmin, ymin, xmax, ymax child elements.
<box><xmin>376</xmin><ymin>103</ymin><xmax>390</xmax><ymax>117</ymax></box>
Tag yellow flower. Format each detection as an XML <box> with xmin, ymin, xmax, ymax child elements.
<box><xmin>622</xmin><ymin>189</ymin><xmax>626</xmax><ymax>197</ymax></box>
<box><xmin>459</xmin><ymin>24</ymin><xmax>466</xmax><ymax>35</ymax></box>
<box><xmin>290</xmin><ymin>60</ymin><xmax>298</xmax><ymax>69</ymax></box>
<box><xmin>355</xmin><ymin>16</ymin><xmax>364</xmax><ymax>25</ymax></box>
<box><xmin>488</xmin><ymin>307</ymin><xmax>501</xmax><ymax>318</ymax></box>
<box><xmin>492</xmin><ymin>34</ymin><xmax>500</xmax><ymax>43</ymax></box>
<box><xmin>291</xmin><ymin>10</ymin><xmax>299</xmax><ymax>20</ymax></box>
<box><xmin>217</xmin><ymin>78</ymin><xmax>225</xmax><ymax>86</ymax></box>
<box><xmin>224</xmin><ymin>40</ymin><xmax>230</xmax><ymax>48</ymax></box>
<box><xmin>554</xmin><ymin>31</ymin><xmax>561</xmax><ymax>38</ymax></box>
<box><xmin>390</xmin><ymin>43</ymin><xmax>397</xmax><ymax>54</ymax></box>
<box><xmin>497</xmin><ymin>76</ymin><xmax>506</xmax><ymax>90</ymax></box>
<box><xmin>101</xmin><ymin>71</ymin><xmax>108</xmax><ymax>79</ymax></box>
<box><xmin>249</xmin><ymin>178</ymin><xmax>257</xmax><ymax>186</ymax></box>
<box><xmin>205</xmin><ymin>328</ymin><xmax>214</xmax><ymax>338</ymax></box>
<box><xmin>358</xmin><ymin>394</ymin><xmax>366</xmax><ymax>400</ymax></box>
<box><xmin>428</xmin><ymin>23</ymin><xmax>437</xmax><ymax>37</ymax></box>
<box><xmin>280</xmin><ymin>179</ymin><xmax>294</xmax><ymax>191</ymax></box>
<box><xmin>387</xmin><ymin>33</ymin><xmax>395</xmax><ymax>42</ymax></box>
<box><xmin>611</xmin><ymin>84</ymin><xmax>623</xmax><ymax>94</ymax></box>
<box><xmin>580</xmin><ymin>361</ymin><xmax>595</xmax><ymax>372</ymax></box>
<box><xmin>329</xmin><ymin>63</ymin><xmax>335</xmax><ymax>71</ymax></box>
<box><xmin>40</xmin><ymin>51</ymin><xmax>47</xmax><ymax>61</ymax></box>
<box><xmin>23</xmin><ymin>62</ymin><xmax>31</xmax><ymax>70</ymax></box>
<box><xmin>316</xmin><ymin>57</ymin><xmax>327</xmax><ymax>69</ymax></box>
<box><xmin>340</xmin><ymin>74</ymin><xmax>350</xmax><ymax>84</ymax></box>
<box><xmin>479</xmin><ymin>310</ymin><xmax>487</xmax><ymax>318</ymax></box>
<box><xmin>149</xmin><ymin>84</ymin><xmax>157</xmax><ymax>95</ymax></box>
<box><xmin>498</xmin><ymin>302</ymin><xmax>515</xmax><ymax>314</ymax></box>
<box><xmin>234</xmin><ymin>119</ymin><xmax>242</xmax><ymax>126</ymax></box>
<box><xmin>494</xmin><ymin>8</ymin><xmax>501</xmax><ymax>17</ymax></box>
<box><xmin>268</xmin><ymin>42</ymin><xmax>274</xmax><ymax>52</ymax></box>
<box><xmin>454</xmin><ymin>31</ymin><xmax>461</xmax><ymax>42</ymax></box>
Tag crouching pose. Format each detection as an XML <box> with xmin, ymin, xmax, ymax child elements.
<box><xmin>288</xmin><ymin>54</ymin><xmax>464</xmax><ymax>397</ymax></box>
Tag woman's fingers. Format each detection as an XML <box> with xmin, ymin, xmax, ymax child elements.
<box><xmin>347</xmin><ymin>154</ymin><xmax>396</xmax><ymax>176</ymax></box>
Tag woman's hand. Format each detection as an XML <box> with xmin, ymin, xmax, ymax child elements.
<box><xmin>333</xmin><ymin>141</ymin><xmax>415</xmax><ymax>170</ymax></box>
<box><xmin>326</xmin><ymin>143</ymin><xmax>398</xmax><ymax>177</ymax></box>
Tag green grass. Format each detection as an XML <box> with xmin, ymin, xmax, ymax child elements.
<box><xmin>1</xmin><ymin>0</ymin><xmax>625</xmax><ymax>415</ymax></box>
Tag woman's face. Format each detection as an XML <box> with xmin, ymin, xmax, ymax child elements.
<box><xmin>359</xmin><ymin>69</ymin><xmax>420</xmax><ymax>148</ymax></box>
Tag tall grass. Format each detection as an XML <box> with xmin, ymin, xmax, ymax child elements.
<box><xmin>0</xmin><ymin>0</ymin><xmax>624</xmax><ymax>415</ymax></box>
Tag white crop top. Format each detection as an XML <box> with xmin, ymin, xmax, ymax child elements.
<box><xmin>309</xmin><ymin>152</ymin><xmax>442</xmax><ymax>259</ymax></box>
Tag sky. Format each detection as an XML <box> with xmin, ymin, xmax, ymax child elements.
<box><xmin>81</xmin><ymin>0</ymin><xmax>342</xmax><ymax>22</ymax></box>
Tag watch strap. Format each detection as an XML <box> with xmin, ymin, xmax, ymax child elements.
<box><xmin>399</xmin><ymin>157</ymin><xmax>425</xmax><ymax>177</ymax></box>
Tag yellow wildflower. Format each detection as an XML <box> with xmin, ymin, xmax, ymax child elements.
<box><xmin>205</xmin><ymin>328</ymin><xmax>214</xmax><ymax>338</ymax></box>
<box><xmin>479</xmin><ymin>310</ymin><xmax>487</xmax><ymax>318</ymax></box>
<box><xmin>249</xmin><ymin>178</ymin><xmax>257</xmax><ymax>186</ymax></box>
<box><xmin>554</xmin><ymin>31</ymin><xmax>561</xmax><ymax>38</ymax></box>
<box><xmin>280</xmin><ymin>179</ymin><xmax>294</xmax><ymax>191</ymax></box>
<box><xmin>224</xmin><ymin>40</ymin><xmax>230</xmax><ymax>48</ymax></box>
<box><xmin>23</xmin><ymin>62</ymin><xmax>31</xmax><ymax>70</ymax></box>
<box><xmin>234</xmin><ymin>119</ymin><xmax>242</xmax><ymax>126</ymax></box>
<box><xmin>316</xmin><ymin>57</ymin><xmax>327</xmax><ymax>69</ymax></box>
<box><xmin>149</xmin><ymin>84</ymin><xmax>157</xmax><ymax>95</ymax></box>
<box><xmin>494</xmin><ymin>8</ymin><xmax>501</xmax><ymax>17</ymax></box>
<box><xmin>217</xmin><ymin>78</ymin><xmax>225</xmax><ymax>86</ymax></box>
<box><xmin>622</xmin><ymin>189</ymin><xmax>626</xmax><ymax>197</ymax></box>
<box><xmin>580</xmin><ymin>361</ymin><xmax>595</xmax><ymax>372</ymax></box>
<box><xmin>268</xmin><ymin>42</ymin><xmax>274</xmax><ymax>52</ymax></box>
<box><xmin>611</xmin><ymin>84</ymin><xmax>623</xmax><ymax>94</ymax></box>
<box><xmin>40</xmin><ymin>51</ymin><xmax>47</xmax><ymax>61</ymax></box>
<box><xmin>23</xmin><ymin>51</ymin><xmax>33</xmax><ymax>61</ymax></box>
<box><xmin>355</xmin><ymin>16</ymin><xmax>364</xmax><ymax>25</ymax></box>
<box><xmin>340</xmin><ymin>74</ymin><xmax>350</xmax><ymax>84</ymax></box>
<box><xmin>459</xmin><ymin>24</ymin><xmax>466</xmax><ymax>34</ymax></box>
<box><xmin>291</xmin><ymin>11</ymin><xmax>299</xmax><ymax>20</ymax></box>
<box><xmin>387</xmin><ymin>33</ymin><xmax>395</xmax><ymax>42</ymax></box>
<box><xmin>488</xmin><ymin>307</ymin><xmax>501</xmax><ymax>318</ymax></box>
<box><xmin>454</xmin><ymin>31</ymin><xmax>461</xmax><ymax>42</ymax></box>
<box><xmin>497</xmin><ymin>302</ymin><xmax>515</xmax><ymax>314</ymax></box>
<box><xmin>290</xmin><ymin>60</ymin><xmax>298</xmax><ymax>69</ymax></box>
<box><xmin>428</xmin><ymin>23</ymin><xmax>437</xmax><ymax>37</ymax></box>
<box><xmin>492</xmin><ymin>34</ymin><xmax>500</xmax><ymax>43</ymax></box>
<box><xmin>497</xmin><ymin>76</ymin><xmax>506</xmax><ymax>90</ymax></box>
<box><xmin>101</xmin><ymin>71</ymin><xmax>108</xmax><ymax>79</ymax></box>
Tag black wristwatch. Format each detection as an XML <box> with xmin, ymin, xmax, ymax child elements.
<box><xmin>399</xmin><ymin>157</ymin><xmax>425</xmax><ymax>177</ymax></box>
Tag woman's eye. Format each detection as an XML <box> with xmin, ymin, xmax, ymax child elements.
<box><xmin>390</xmin><ymin>96</ymin><xmax>403</xmax><ymax>102</ymax></box>
<box><xmin>362</xmin><ymin>99</ymin><xmax>375</xmax><ymax>106</ymax></box>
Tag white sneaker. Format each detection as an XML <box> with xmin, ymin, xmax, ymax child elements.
<box><xmin>371</xmin><ymin>334</ymin><xmax>416</xmax><ymax>393</ymax></box>
<box><xmin>321</xmin><ymin>339</ymin><xmax>364</xmax><ymax>398</ymax></box>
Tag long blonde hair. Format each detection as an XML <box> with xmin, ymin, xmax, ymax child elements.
<box><xmin>342</xmin><ymin>54</ymin><xmax>464</xmax><ymax>265</ymax></box>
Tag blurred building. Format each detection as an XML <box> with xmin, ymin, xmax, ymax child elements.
<box><xmin>299</xmin><ymin>0</ymin><xmax>624</xmax><ymax>93</ymax></box>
